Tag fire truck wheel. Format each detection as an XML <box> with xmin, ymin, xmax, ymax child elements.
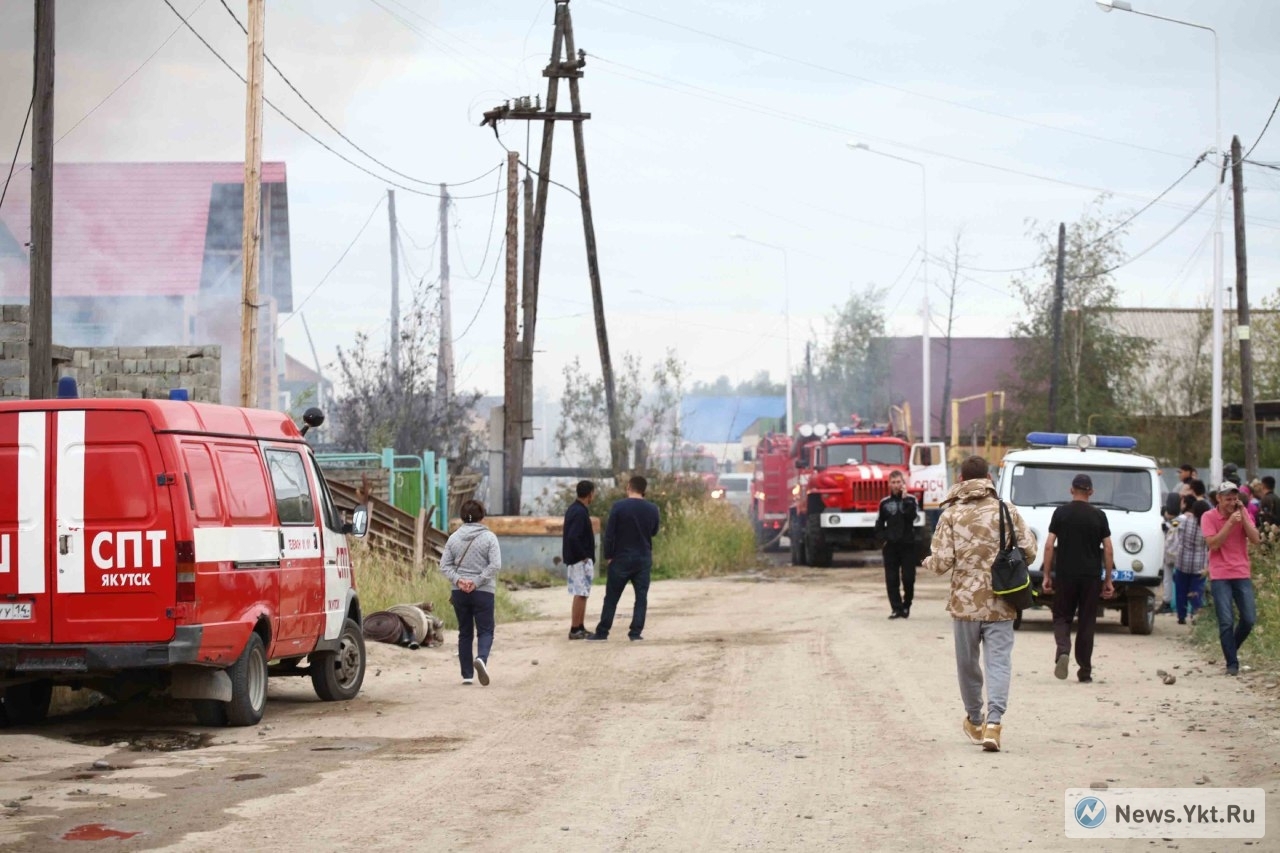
<box><xmin>805</xmin><ymin>513</ymin><xmax>833</xmax><ymax>568</ymax></box>
<box><xmin>790</xmin><ymin>515</ymin><xmax>807</xmax><ymax>566</ymax></box>
<box><xmin>311</xmin><ymin>618</ymin><xmax>367</xmax><ymax>702</ymax></box>
<box><xmin>1</xmin><ymin>680</ymin><xmax>52</xmax><ymax>727</ymax></box>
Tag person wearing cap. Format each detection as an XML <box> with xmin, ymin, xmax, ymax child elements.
<box><xmin>1201</xmin><ymin>481</ymin><xmax>1260</xmax><ymax>676</ymax></box>
<box><xmin>1041</xmin><ymin>473</ymin><xmax>1115</xmax><ymax>683</ymax></box>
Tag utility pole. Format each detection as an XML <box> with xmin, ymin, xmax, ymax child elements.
<box><xmin>239</xmin><ymin>0</ymin><xmax>265</xmax><ymax>407</ymax></box>
<box><xmin>804</xmin><ymin>341</ymin><xmax>815</xmax><ymax>423</ymax></box>
<box><xmin>502</xmin><ymin>152</ymin><xmax>522</xmax><ymax>515</ymax></box>
<box><xmin>435</xmin><ymin>184</ymin><xmax>454</xmax><ymax>405</ymax></box>
<box><xmin>1231</xmin><ymin>134</ymin><xmax>1258</xmax><ymax>478</ymax></box>
<box><xmin>388</xmin><ymin>189</ymin><xmax>400</xmax><ymax>379</ymax></box>
<box><xmin>480</xmin><ymin>0</ymin><xmax>624</xmax><ymax>473</ymax></box>
<box><xmin>1048</xmin><ymin>222</ymin><xmax>1066</xmax><ymax>432</ymax></box>
<box><xmin>28</xmin><ymin>0</ymin><xmax>54</xmax><ymax>400</ymax></box>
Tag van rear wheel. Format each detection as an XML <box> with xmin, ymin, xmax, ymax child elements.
<box><xmin>1</xmin><ymin>680</ymin><xmax>52</xmax><ymax>727</ymax></box>
<box><xmin>192</xmin><ymin>632</ymin><xmax>268</xmax><ymax>727</ymax></box>
<box><xmin>311</xmin><ymin>618</ymin><xmax>366</xmax><ymax>702</ymax></box>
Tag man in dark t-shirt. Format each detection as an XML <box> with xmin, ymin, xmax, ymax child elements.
<box><xmin>589</xmin><ymin>475</ymin><xmax>661</xmax><ymax>642</ymax></box>
<box><xmin>1041</xmin><ymin>473</ymin><xmax>1115</xmax><ymax>683</ymax></box>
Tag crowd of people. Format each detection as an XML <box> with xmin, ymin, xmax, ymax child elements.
<box><xmin>435</xmin><ymin>457</ymin><xmax>1268</xmax><ymax>758</ymax></box>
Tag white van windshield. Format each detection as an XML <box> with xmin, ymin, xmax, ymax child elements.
<box><xmin>1008</xmin><ymin>464</ymin><xmax>1152</xmax><ymax>512</ymax></box>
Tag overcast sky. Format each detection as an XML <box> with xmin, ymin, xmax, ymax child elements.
<box><xmin>2</xmin><ymin>0</ymin><xmax>1278</xmax><ymax>402</ymax></box>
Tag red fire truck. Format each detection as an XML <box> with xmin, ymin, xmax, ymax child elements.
<box><xmin>750</xmin><ymin>432</ymin><xmax>794</xmax><ymax>549</ymax></box>
<box><xmin>788</xmin><ymin>424</ymin><xmax>927</xmax><ymax>567</ymax></box>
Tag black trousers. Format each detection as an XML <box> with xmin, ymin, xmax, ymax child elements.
<box><xmin>593</xmin><ymin>556</ymin><xmax>652</xmax><ymax>639</ymax></box>
<box><xmin>883</xmin><ymin>541</ymin><xmax>917</xmax><ymax>613</ymax></box>
<box><xmin>1052</xmin><ymin>576</ymin><xmax>1102</xmax><ymax>677</ymax></box>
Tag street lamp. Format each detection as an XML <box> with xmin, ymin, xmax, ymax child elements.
<box><xmin>730</xmin><ymin>233</ymin><xmax>792</xmax><ymax>436</ymax></box>
<box><xmin>1094</xmin><ymin>0</ymin><xmax>1224</xmax><ymax>485</ymax></box>
<box><xmin>847</xmin><ymin>142</ymin><xmax>932</xmax><ymax>443</ymax></box>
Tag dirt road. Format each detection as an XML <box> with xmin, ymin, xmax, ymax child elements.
<box><xmin>2</xmin><ymin>565</ymin><xmax>1278</xmax><ymax>852</ymax></box>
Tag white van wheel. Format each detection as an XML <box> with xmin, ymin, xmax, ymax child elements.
<box><xmin>311</xmin><ymin>618</ymin><xmax>366</xmax><ymax>701</ymax></box>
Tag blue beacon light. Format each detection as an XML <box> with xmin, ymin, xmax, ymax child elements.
<box><xmin>1026</xmin><ymin>432</ymin><xmax>1137</xmax><ymax>450</ymax></box>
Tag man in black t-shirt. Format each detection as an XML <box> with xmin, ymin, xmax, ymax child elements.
<box><xmin>1042</xmin><ymin>473</ymin><xmax>1115</xmax><ymax>683</ymax></box>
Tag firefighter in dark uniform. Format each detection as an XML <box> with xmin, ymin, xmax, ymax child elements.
<box><xmin>875</xmin><ymin>470</ymin><xmax>919</xmax><ymax>619</ymax></box>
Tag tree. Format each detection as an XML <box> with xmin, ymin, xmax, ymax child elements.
<box><xmin>809</xmin><ymin>286</ymin><xmax>890</xmax><ymax>423</ymax></box>
<box><xmin>555</xmin><ymin>349</ymin><xmax>687</xmax><ymax>472</ymax></box>
<box><xmin>331</xmin><ymin>278</ymin><xmax>482</xmax><ymax>471</ymax></box>
<box><xmin>1008</xmin><ymin>196</ymin><xmax>1150</xmax><ymax>434</ymax></box>
<box><xmin>690</xmin><ymin>370</ymin><xmax>784</xmax><ymax>397</ymax></box>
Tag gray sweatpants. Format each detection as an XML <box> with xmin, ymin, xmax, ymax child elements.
<box><xmin>952</xmin><ymin>619</ymin><xmax>1014</xmax><ymax>725</ymax></box>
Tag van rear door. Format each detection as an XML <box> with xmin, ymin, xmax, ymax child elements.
<box><xmin>0</xmin><ymin>411</ymin><xmax>53</xmax><ymax>643</ymax></box>
<box><xmin>51</xmin><ymin>410</ymin><xmax>177</xmax><ymax>645</ymax></box>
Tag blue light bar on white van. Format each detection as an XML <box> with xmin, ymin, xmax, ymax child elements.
<box><xmin>1026</xmin><ymin>432</ymin><xmax>1137</xmax><ymax>450</ymax></box>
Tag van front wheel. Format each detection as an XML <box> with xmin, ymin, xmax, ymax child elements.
<box><xmin>311</xmin><ymin>618</ymin><xmax>366</xmax><ymax>702</ymax></box>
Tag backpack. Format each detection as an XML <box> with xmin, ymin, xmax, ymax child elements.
<box><xmin>1163</xmin><ymin>520</ymin><xmax>1180</xmax><ymax>569</ymax></box>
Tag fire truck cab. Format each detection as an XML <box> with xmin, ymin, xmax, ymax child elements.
<box><xmin>788</xmin><ymin>424</ymin><xmax>928</xmax><ymax>567</ymax></box>
<box><xmin>0</xmin><ymin>390</ymin><xmax>369</xmax><ymax>728</ymax></box>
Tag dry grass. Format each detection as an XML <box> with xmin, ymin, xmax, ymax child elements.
<box><xmin>652</xmin><ymin>499</ymin><xmax>759</xmax><ymax>580</ymax></box>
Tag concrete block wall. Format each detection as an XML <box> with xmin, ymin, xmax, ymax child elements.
<box><xmin>0</xmin><ymin>305</ymin><xmax>221</xmax><ymax>402</ymax></box>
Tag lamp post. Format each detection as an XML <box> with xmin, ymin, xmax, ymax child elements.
<box><xmin>730</xmin><ymin>234</ymin><xmax>792</xmax><ymax>435</ymax></box>
<box><xmin>847</xmin><ymin>142</ymin><xmax>931</xmax><ymax>443</ymax></box>
<box><xmin>1095</xmin><ymin>0</ymin><xmax>1225</xmax><ymax>485</ymax></box>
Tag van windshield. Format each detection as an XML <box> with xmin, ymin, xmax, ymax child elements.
<box><xmin>1008</xmin><ymin>464</ymin><xmax>1152</xmax><ymax>512</ymax></box>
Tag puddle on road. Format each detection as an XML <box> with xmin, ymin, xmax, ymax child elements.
<box><xmin>62</xmin><ymin>823</ymin><xmax>140</xmax><ymax>841</ymax></box>
<box><xmin>67</xmin><ymin>730</ymin><xmax>213</xmax><ymax>752</ymax></box>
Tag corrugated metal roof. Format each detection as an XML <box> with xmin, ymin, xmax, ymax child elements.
<box><xmin>0</xmin><ymin>162</ymin><xmax>288</xmax><ymax>302</ymax></box>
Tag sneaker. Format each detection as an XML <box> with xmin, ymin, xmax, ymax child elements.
<box><xmin>569</xmin><ymin>628</ymin><xmax>588</xmax><ymax>640</ymax></box>
<box><xmin>962</xmin><ymin>717</ymin><xmax>984</xmax><ymax>745</ymax></box>
<box><xmin>1177</xmin><ymin>618</ymin><xmax>1187</xmax><ymax>625</ymax></box>
<box><xmin>1054</xmin><ymin>653</ymin><xmax>1069</xmax><ymax>680</ymax></box>
<box><xmin>888</xmin><ymin>611</ymin><xmax>904</xmax><ymax>620</ymax></box>
<box><xmin>981</xmin><ymin>722</ymin><xmax>1002</xmax><ymax>752</ymax></box>
<box><xmin>461</xmin><ymin>677</ymin><xmax>474</xmax><ymax>685</ymax></box>
<box><xmin>1078</xmin><ymin>674</ymin><xmax>1093</xmax><ymax>684</ymax></box>
<box><xmin>474</xmin><ymin>657</ymin><xmax>490</xmax><ymax>686</ymax></box>
<box><xmin>1226</xmin><ymin>665</ymin><xmax>1239</xmax><ymax>676</ymax></box>
<box><xmin>585</xmin><ymin>633</ymin><xmax>608</xmax><ymax>641</ymax></box>
<box><xmin>629</xmin><ymin>635</ymin><xmax>644</xmax><ymax>642</ymax></box>
<box><xmin>901</xmin><ymin>606</ymin><xmax>911</xmax><ymax>619</ymax></box>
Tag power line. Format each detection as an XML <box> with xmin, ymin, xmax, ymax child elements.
<box><xmin>278</xmin><ymin>195</ymin><xmax>386</xmax><ymax>331</ymax></box>
<box><xmin>367</xmin><ymin>0</ymin><xmax>519</xmax><ymax>93</ymax></box>
<box><xmin>589</xmin><ymin>55</ymin><xmax>1256</xmax><ymax>227</ymax></box>
<box><xmin>217</xmin><ymin>0</ymin><xmax>501</xmax><ymax>190</ymax></box>
<box><xmin>1068</xmin><ymin>183</ymin><xmax>1216</xmax><ymax>282</ymax></box>
<box><xmin>0</xmin><ymin>98</ymin><xmax>32</xmax><ymax>212</ymax></box>
<box><xmin>593</xmin><ymin>0</ymin><xmax>1190</xmax><ymax>164</ymax></box>
<box><xmin>161</xmin><ymin>0</ymin><xmax>502</xmax><ymax>201</ymax></box>
<box><xmin>454</xmin><ymin>235</ymin><xmax>506</xmax><ymax>341</ymax></box>
<box><xmin>491</xmin><ymin>132</ymin><xmax>581</xmax><ymax>199</ymax></box>
<box><xmin>448</xmin><ymin>166</ymin><xmax>504</xmax><ymax>282</ymax></box>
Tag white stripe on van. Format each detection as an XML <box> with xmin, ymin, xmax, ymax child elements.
<box><xmin>194</xmin><ymin>527</ymin><xmax>280</xmax><ymax>564</ymax></box>
<box><xmin>56</xmin><ymin>411</ymin><xmax>86</xmax><ymax>594</ymax></box>
<box><xmin>17</xmin><ymin>412</ymin><xmax>45</xmax><ymax>595</ymax></box>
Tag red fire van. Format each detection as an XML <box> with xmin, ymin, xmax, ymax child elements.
<box><xmin>0</xmin><ymin>393</ymin><xmax>369</xmax><ymax>727</ymax></box>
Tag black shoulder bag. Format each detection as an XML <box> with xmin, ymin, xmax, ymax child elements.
<box><xmin>991</xmin><ymin>500</ymin><xmax>1034</xmax><ymax>611</ymax></box>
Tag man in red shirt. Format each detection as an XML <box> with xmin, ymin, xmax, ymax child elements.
<box><xmin>1201</xmin><ymin>482</ymin><xmax>1260</xmax><ymax>676</ymax></box>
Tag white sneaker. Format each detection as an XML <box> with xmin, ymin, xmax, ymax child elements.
<box><xmin>461</xmin><ymin>677</ymin><xmax>474</xmax><ymax>685</ymax></box>
<box><xmin>474</xmin><ymin>657</ymin><xmax>490</xmax><ymax>686</ymax></box>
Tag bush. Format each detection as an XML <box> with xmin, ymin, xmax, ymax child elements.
<box><xmin>353</xmin><ymin>547</ymin><xmax>532</xmax><ymax>630</ymax></box>
<box><xmin>1191</xmin><ymin>526</ymin><xmax>1280</xmax><ymax>669</ymax></box>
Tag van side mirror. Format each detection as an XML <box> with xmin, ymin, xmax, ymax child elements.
<box><xmin>344</xmin><ymin>505</ymin><xmax>370</xmax><ymax>538</ymax></box>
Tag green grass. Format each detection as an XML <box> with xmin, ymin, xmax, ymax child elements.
<box><xmin>651</xmin><ymin>498</ymin><xmax>760</xmax><ymax>580</ymax></box>
<box><xmin>353</xmin><ymin>547</ymin><xmax>533</xmax><ymax>630</ymax></box>
<box><xmin>1190</xmin><ymin>528</ymin><xmax>1280</xmax><ymax>671</ymax></box>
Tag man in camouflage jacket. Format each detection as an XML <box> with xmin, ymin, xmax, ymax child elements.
<box><xmin>922</xmin><ymin>455</ymin><xmax>1037</xmax><ymax>753</ymax></box>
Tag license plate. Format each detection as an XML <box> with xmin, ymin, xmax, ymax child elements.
<box><xmin>1112</xmin><ymin>569</ymin><xmax>1135</xmax><ymax>582</ymax></box>
<box><xmin>0</xmin><ymin>602</ymin><xmax>32</xmax><ymax>621</ymax></box>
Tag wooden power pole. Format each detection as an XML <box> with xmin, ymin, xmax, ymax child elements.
<box><xmin>502</xmin><ymin>152</ymin><xmax>522</xmax><ymax>515</ymax></box>
<box><xmin>435</xmin><ymin>184</ymin><xmax>454</xmax><ymax>405</ymax></box>
<box><xmin>388</xmin><ymin>189</ymin><xmax>399</xmax><ymax>379</ymax></box>
<box><xmin>29</xmin><ymin>0</ymin><xmax>54</xmax><ymax>400</ymax></box>
<box><xmin>239</xmin><ymin>0</ymin><xmax>265</xmax><ymax>407</ymax></box>
<box><xmin>1231</xmin><ymin>134</ymin><xmax>1258</xmax><ymax>478</ymax></box>
<box><xmin>1048</xmin><ymin>223</ymin><xmax>1066</xmax><ymax>432</ymax></box>
<box><xmin>481</xmin><ymin>0</ymin><xmax>625</xmax><ymax>474</ymax></box>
